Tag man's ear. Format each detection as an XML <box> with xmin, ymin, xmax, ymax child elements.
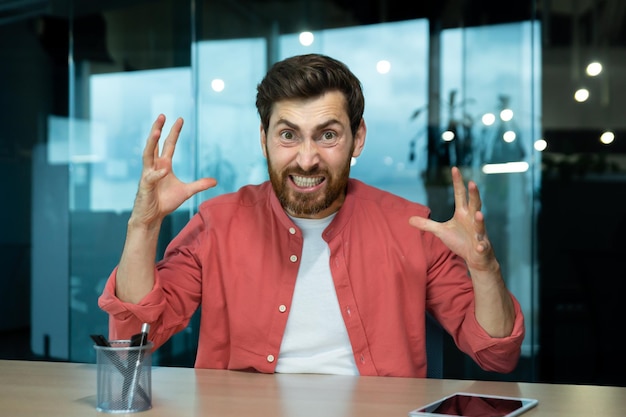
<box><xmin>351</xmin><ymin>119</ymin><xmax>366</xmax><ymax>158</ymax></box>
<box><xmin>260</xmin><ymin>123</ymin><xmax>268</xmax><ymax>158</ymax></box>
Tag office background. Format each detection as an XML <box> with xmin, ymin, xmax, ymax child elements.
<box><xmin>0</xmin><ymin>0</ymin><xmax>624</xmax><ymax>387</ymax></box>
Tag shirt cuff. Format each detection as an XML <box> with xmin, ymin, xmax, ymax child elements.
<box><xmin>97</xmin><ymin>266</ymin><xmax>166</xmax><ymax>324</ymax></box>
<box><xmin>463</xmin><ymin>292</ymin><xmax>526</xmax><ymax>352</ymax></box>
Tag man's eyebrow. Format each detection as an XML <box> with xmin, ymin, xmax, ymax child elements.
<box><xmin>274</xmin><ymin>118</ymin><xmax>299</xmax><ymax>130</ymax></box>
<box><xmin>316</xmin><ymin>119</ymin><xmax>342</xmax><ymax>130</ymax></box>
<box><xmin>274</xmin><ymin>118</ymin><xmax>342</xmax><ymax>130</ymax></box>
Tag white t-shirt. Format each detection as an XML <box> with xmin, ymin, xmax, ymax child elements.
<box><xmin>275</xmin><ymin>214</ymin><xmax>359</xmax><ymax>375</ymax></box>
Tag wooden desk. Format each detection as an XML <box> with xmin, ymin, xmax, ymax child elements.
<box><xmin>1</xmin><ymin>359</ymin><xmax>624</xmax><ymax>416</ymax></box>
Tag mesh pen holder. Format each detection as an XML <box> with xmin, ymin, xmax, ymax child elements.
<box><xmin>94</xmin><ymin>340</ymin><xmax>153</xmax><ymax>413</ymax></box>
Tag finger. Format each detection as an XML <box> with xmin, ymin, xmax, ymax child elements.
<box><xmin>474</xmin><ymin>210</ymin><xmax>486</xmax><ymax>236</ymax></box>
<box><xmin>161</xmin><ymin>117</ymin><xmax>184</xmax><ymax>160</ymax></box>
<box><xmin>475</xmin><ymin>223</ymin><xmax>491</xmax><ymax>254</ymax></box>
<box><xmin>186</xmin><ymin>177</ymin><xmax>218</xmax><ymax>196</ymax></box>
<box><xmin>451</xmin><ymin>166</ymin><xmax>468</xmax><ymax>210</ymax></box>
<box><xmin>143</xmin><ymin>114</ymin><xmax>166</xmax><ymax>166</ymax></box>
<box><xmin>471</xmin><ymin>211</ymin><xmax>490</xmax><ymax>255</ymax></box>
<box><xmin>143</xmin><ymin>166</ymin><xmax>168</xmax><ymax>185</ymax></box>
<box><xmin>467</xmin><ymin>180</ymin><xmax>482</xmax><ymax>213</ymax></box>
<box><xmin>408</xmin><ymin>215</ymin><xmax>437</xmax><ymax>234</ymax></box>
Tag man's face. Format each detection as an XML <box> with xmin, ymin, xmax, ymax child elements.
<box><xmin>260</xmin><ymin>91</ymin><xmax>366</xmax><ymax>219</ymax></box>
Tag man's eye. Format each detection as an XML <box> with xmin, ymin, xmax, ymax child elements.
<box><xmin>280</xmin><ymin>131</ymin><xmax>295</xmax><ymax>140</ymax></box>
<box><xmin>322</xmin><ymin>131</ymin><xmax>337</xmax><ymax>141</ymax></box>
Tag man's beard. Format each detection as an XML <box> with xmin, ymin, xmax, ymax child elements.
<box><xmin>267</xmin><ymin>156</ymin><xmax>352</xmax><ymax>217</ymax></box>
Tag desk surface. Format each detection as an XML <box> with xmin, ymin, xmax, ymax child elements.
<box><xmin>1</xmin><ymin>359</ymin><xmax>625</xmax><ymax>416</ymax></box>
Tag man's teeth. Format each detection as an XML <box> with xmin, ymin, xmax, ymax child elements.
<box><xmin>292</xmin><ymin>175</ymin><xmax>323</xmax><ymax>187</ymax></box>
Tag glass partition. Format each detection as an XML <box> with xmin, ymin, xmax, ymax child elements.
<box><xmin>195</xmin><ymin>38</ymin><xmax>268</xmax><ymax>202</ymax></box>
<box><xmin>54</xmin><ymin>0</ymin><xmax>539</xmax><ymax>380</ymax></box>
<box><xmin>439</xmin><ymin>21</ymin><xmax>541</xmax><ymax>380</ymax></box>
<box><xmin>62</xmin><ymin>0</ymin><xmax>197</xmax><ymax>365</ymax></box>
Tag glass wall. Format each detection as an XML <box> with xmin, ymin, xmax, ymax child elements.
<box><xmin>31</xmin><ymin>0</ymin><xmax>540</xmax><ymax>380</ymax></box>
<box><xmin>438</xmin><ymin>21</ymin><xmax>540</xmax><ymax>381</ymax></box>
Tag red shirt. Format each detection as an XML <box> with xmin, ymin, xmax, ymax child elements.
<box><xmin>98</xmin><ymin>179</ymin><xmax>525</xmax><ymax>377</ymax></box>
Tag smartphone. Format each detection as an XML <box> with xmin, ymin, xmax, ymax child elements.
<box><xmin>408</xmin><ymin>392</ymin><xmax>538</xmax><ymax>417</ymax></box>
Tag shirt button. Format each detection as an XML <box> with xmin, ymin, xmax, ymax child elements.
<box><xmin>278</xmin><ymin>305</ymin><xmax>287</xmax><ymax>313</ymax></box>
<box><xmin>267</xmin><ymin>354</ymin><xmax>275</xmax><ymax>363</ymax></box>
<box><xmin>289</xmin><ymin>255</ymin><xmax>298</xmax><ymax>262</ymax></box>
<box><xmin>289</xmin><ymin>227</ymin><xmax>296</xmax><ymax>235</ymax></box>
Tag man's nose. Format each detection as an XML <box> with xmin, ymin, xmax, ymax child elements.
<box><xmin>296</xmin><ymin>138</ymin><xmax>320</xmax><ymax>170</ymax></box>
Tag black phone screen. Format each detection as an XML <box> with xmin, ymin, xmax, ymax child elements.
<box><xmin>411</xmin><ymin>393</ymin><xmax>538</xmax><ymax>417</ymax></box>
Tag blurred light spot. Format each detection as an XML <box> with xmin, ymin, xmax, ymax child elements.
<box><xmin>211</xmin><ymin>79</ymin><xmax>225</xmax><ymax>92</ymax></box>
<box><xmin>442</xmin><ymin>130</ymin><xmax>455</xmax><ymax>141</ymax></box>
<box><xmin>503</xmin><ymin>130</ymin><xmax>517</xmax><ymax>143</ymax></box>
<box><xmin>482</xmin><ymin>113</ymin><xmax>496</xmax><ymax>126</ymax></box>
<box><xmin>482</xmin><ymin>162</ymin><xmax>529</xmax><ymax>174</ymax></box>
<box><xmin>500</xmin><ymin>109</ymin><xmax>513</xmax><ymax>121</ymax></box>
<box><xmin>376</xmin><ymin>60</ymin><xmax>391</xmax><ymax>74</ymax></box>
<box><xmin>574</xmin><ymin>88</ymin><xmax>589</xmax><ymax>102</ymax></box>
<box><xmin>586</xmin><ymin>61</ymin><xmax>602</xmax><ymax>77</ymax></box>
<box><xmin>600</xmin><ymin>131</ymin><xmax>615</xmax><ymax>144</ymax></box>
<box><xmin>299</xmin><ymin>31</ymin><xmax>314</xmax><ymax>46</ymax></box>
<box><xmin>534</xmin><ymin>139</ymin><xmax>547</xmax><ymax>151</ymax></box>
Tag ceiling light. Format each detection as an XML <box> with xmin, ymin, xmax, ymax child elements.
<box><xmin>500</xmin><ymin>109</ymin><xmax>513</xmax><ymax>121</ymax></box>
<box><xmin>586</xmin><ymin>61</ymin><xmax>603</xmax><ymax>77</ymax></box>
<box><xmin>441</xmin><ymin>130</ymin><xmax>455</xmax><ymax>141</ymax></box>
<box><xmin>600</xmin><ymin>131</ymin><xmax>614</xmax><ymax>144</ymax></box>
<box><xmin>481</xmin><ymin>113</ymin><xmax>496</xmax><ymax>126</ymax></box>
<box><xmin>482</xmin><ymin>162</ymin><xmax>529</xmax><ymax>174</ymax></box>
<box><xmin>534</xmin><ymin>139</ymin><xmax>547</xmax><ymax>151</ymax></box>
<box><xmin>574</xmin><ymin>88</ymin><xmax>589</xmax><ymax>102</ymax></box>
<box><xmin>376</xmin><ymin>60</ymin><xmax>391</xmax><ymax>74</ymax></box>
<box><xmin>211</xmin><ymin>79</ymin><xmax>225</xmax><ymax>92</ymax></box>
<box><xmin>503</xmin><ymin>131</ymin><xmax>517</xmax><ymax>143</ymax></box>
<box><xmin>299</xmin><ymin>31</ymin><xmax>314</xmax><ymax>46</ymax></box>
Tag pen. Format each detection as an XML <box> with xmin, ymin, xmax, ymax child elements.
<box><xmin>90</xmin><ymin>334</ymin><xmax>111</xmax><ymax>348</ymax></box>
<box><xmin>127</xmin><ymin>323</ymin><xmax>150</xmax><ymax>409</ymax></box>
<box><xmin>92</xmin><ymin>334</ymin><xmax>129</xmax><ymax>377</ymax></box>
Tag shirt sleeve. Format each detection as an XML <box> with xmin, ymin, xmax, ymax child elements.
<box><xmin>97</xmin><ymin>265</ymin><xmax>197</xmax><ymax>350</ymax></box>
<box><xmin>457</xmin><ymin>293</ymin><xmax>526</xmax><ymax>373</ymax></box>
<box><xmin>97</xmin><ymin>212</ymin><xmax>207</xmax><ymax>349</ymax></box>
<box><xmin>423</xmin><ymin>230</ymin><xmax>525</xmax><ymax>374</ymax></box>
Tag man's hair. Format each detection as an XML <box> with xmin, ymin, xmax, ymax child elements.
<box><xmin>256</xmin><ymin>53</ymin><xmax>365</xmax><ymax>136</ymax></box>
